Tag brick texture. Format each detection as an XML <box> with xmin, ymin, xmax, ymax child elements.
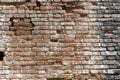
<box><xmin>0</xmin><ymin>0</ymin><xmax>119</xmax><ymax>80</ymax></box>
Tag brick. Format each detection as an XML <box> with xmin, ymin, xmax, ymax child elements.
<box><xmin>32</xmin><ymin>39</ymin><xmax>49</xmax><ymax>43</ymax></box>
<box><xmin>60</xmin><ymin>47</ymin><xmax>74</xmax><ymax>52</ymax></box>
<box><xmin>60</xmin><ymin>22</ymin><xmax>75</xmax><ymax>26</ymax></box>
<box><xmin>62</xmin><ymin>56</ymin><xmax>77</xmax><ymax>61</ymax></box>
<box><xmin>34</xmin><ymin>56</ymin><xmax>48</xmax><ymax>61</ymax></box>
<box><xmin>15</xmin><ymin>31</ymin><xmax>31</xmax><ymax>35</ymax></box>
<box><xmin>8</xmin><ymin>66</ymin><xmax>21</xmax><ymax>70</ymax></box>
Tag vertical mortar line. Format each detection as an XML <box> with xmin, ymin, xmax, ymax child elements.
<box><xmin>97</xmin><ymin>2</ymin><xmax>104</xmax><ymax>78</ymax></box>
<box><xmin>45</xmin><ymin>2</ymin><xmax>51</xmax><ymax>78</ymax></box>
<box><xmin>87</xmin><ymin>3</ymin><xmax>90</xmax><ymax>76</ymax></box>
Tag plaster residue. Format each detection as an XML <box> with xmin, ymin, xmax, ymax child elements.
<box><xmin>0</xmin><ymin>6</ymin><xmax>13</xmax><ymax>78</ymax></box>
<box><xmin>0</xmin><ymin>7</ymin><xmax>12</xmax><ymax>59</ymax></box>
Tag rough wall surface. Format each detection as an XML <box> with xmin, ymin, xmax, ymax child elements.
<box><xmin>0</xmin><ymin>0</ymin><xmax>119</xmax><ymax>80</ymax></box>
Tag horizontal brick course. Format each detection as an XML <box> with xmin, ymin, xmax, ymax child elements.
<box><xmin>0</xmin><ymin>0</ymin><xmax>119</xmax><ymax>80</ymax></box>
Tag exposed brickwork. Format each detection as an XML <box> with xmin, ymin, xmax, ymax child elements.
<box><xmin>0</xmin><ymin>0</ymin><xmax>119</xmax><ymax>80</ymax></box>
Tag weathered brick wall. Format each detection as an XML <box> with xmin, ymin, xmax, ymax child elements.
<box><xmin>0</xmin><ymin>0</ymin><xmax>119</xmax><ymax>80</ymax></box>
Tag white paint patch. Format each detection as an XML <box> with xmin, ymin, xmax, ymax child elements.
<box><xmin>0</xmin><ymin>13</ymin><xmax>9</xmax><ymax>51</ymax></box>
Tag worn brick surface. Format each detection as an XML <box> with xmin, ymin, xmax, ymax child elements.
<box><xmin>0</xmin><ymin>0</ymin><xmax>119</xmax><ymax>80</ymax></box>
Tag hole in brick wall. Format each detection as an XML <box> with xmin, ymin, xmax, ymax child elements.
<box><xmin>50</xmin><ymin>39</ymin><xmax>58</xmax><ymax>42</ymax></box>
<box><xmin>62</xmin><ymin>5</ymin><xmax>67</xmax><ymax>10</ymax></box>
<box><xmin>29</xmin><ymin>18</ymin><xmax>35</xmax><ymax>28</ymax></box>
<box><xmin>62</xmin><ymin>5</ymin><xmax>73</xmax><ymax>13</ymax></box>
<box><xmin>62</xmin><ymin>5</ymin><xmax>85</xmax><ymax>13</ymax></box>
<box><xmin>25</xmin><ymin>0</ymin><xmax>31</xmax><ymax>2</ymax></box>
<box><xmin>66</xmin><ymin>2</ymin><xmax>78</xmax><ymax>6</ymax></box>
<box><xmin>80</xmin><ymin>13</ymin><xmax>88</xmax><ymax>18</ymax></box>
<box><xmin>10</xmin><ymin>17</ymin><xmax>14</xmax><ymax>27</ymax></box>
<box><xmin>91</xmin><ymin>2</ymin><xmax>97</xmax><ymax>6</ymax></box>
<box><xmin>36</xmin><ymin>0</ymin><xmax>41</xmax><ymax>7</ymax></box>
<box><xmin>47</xmin><ymin>78</ymin><xmax>72</xmax><ymax>80</ymax></box>
<box><xmin>25</xmin><ymin>0</ymin><xmax>41</xmax><ymax>10</ymax></box>
<box><xmin>20</xmin><ymin>18</ymin><xmax>24</xmax><ymax>21</ymax></box>
<box><xmin>9</xmin><ymin>17</ymin><xmax>35</xmax><ymax>36</ymax></box>
<box><xmin>78</xmin><ymin>5</ymin><xmax>85</xmax><ymax>10</ymax></box>
<box><xmin>90</xmin><ymin>73</ymin><xmax>97</xmax><ymax>77</ymax></box>
<box><xmin>0</xmin><ymin>51</ymin><xmax>4</xmax><ymax>61</ymax></box>
<box><xmin>57</xmin><ymin>30</ymin><xmax>64</xmax><ymax>34</ymax></box>
<box><xmin>56</xmin><ymin>60</ymin><xmax>62</xmax><ymax>64</ymax></box>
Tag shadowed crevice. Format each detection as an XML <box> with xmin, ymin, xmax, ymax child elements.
<box><xmin>0</xmin><ymin>51</ymin><xmax>5</xmax><ymax>61</ymax></box>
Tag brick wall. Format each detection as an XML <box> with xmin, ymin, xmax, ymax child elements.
<box><xmin>0</xmin><ymin>0</ymin><xmax>119</xmax><ymax>80</ymax></box>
